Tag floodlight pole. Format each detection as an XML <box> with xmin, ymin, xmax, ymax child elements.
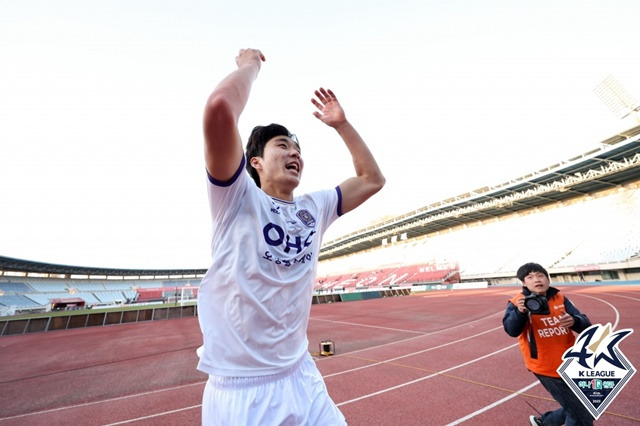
<box><xmin>593</xmin><ymin>75</ymin><xmax>640</xmax><ymax>123</ymax></box>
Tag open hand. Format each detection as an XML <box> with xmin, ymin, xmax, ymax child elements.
<box><xmin>311</xmin><ymin>88</ymin><xmax>347</xmax><ymax>128</ymax></box>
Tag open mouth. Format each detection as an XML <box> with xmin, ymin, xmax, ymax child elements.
<box><xmin>286</xmin><ymin>163</ymin><xmax>300</xmax><ymax>173</ymax></box>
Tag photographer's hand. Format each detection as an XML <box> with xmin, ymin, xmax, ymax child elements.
<box><xmin>516</xmin><ymin>296</ymin><xmax>528</xmax><ymax>314</ymax></box>
<box><xmin>559</xmin><ymin>312</ymin><xmax>575</xmax><ymax>328</ymax></box>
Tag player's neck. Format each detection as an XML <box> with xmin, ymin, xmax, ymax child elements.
<box><xmin>261</xmin><ymin>184</ymin><xmax>294</xmax><ymax>202</ymax></box>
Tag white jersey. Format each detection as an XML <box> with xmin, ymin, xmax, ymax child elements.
<box><xmin>197</xmin><ymin>157</ymin><xmax>341</xmax><ymax>377</ymax></box>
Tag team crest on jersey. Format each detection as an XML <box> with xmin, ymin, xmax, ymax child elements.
<box><xmin>557</xmin><ymin>323</ymin><xmax>635</xmax><ymax>420</ymax></box>
<box><xmin>296</xmin><ymin>210</ymin><xmax>316</xmax><ymax>228</ymax></box>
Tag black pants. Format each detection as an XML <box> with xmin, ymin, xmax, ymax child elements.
<box><xmin>534</xmin><ymin>373</ymin><xmax>594</xmax><ymax>426</ymax></box>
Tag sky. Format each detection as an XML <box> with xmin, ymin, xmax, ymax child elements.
<box><xmin>1</xmin><ymin>0</ymin><xmax>639</xmax><ymax>270</ymax></box>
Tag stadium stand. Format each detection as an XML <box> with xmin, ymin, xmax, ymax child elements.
<box><xmin>0</xmin><ymin>295</ymin><xmax>36</xmax><ymax>308</ymax></box>
<box><xmin>27</xmin><ymin>280</ymin><xmax>68</xmax><ymax>292</ymax></box>
<box><xmin>2</xmin><ymin>124</ymin><xmax>640</xmax><ymax>317</ymax></box>
<box><xmin>314</xmin><ymin>263</ymin><xmax>461</xmax><ymax>292</ymax></box>
<box><xmin>316</xmin><ymin>183</ymin><xmax>640</xmax><ymax>284</ymax></box>
<box><xmin>0</xmin><ymin>282</ymin><xmax>31</xmax><ymax>293</ymax></box>
<box><xmin>0</xmin><ymin>276</ymin><xmax>195</xmax><ymax>315</ymax></box>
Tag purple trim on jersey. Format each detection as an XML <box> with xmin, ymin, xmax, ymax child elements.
<box><xmin>271</xmin><ymin>197</ymin><xmax>295</xmax><ymax>205</ymax></box>
<box><xmin>336</xmin><ymin>185</ymin><xmax>343</xmax><ymax>216</ymax></box>
<box><xmin>206</xmin><ymin>156</ymin><xmax>246</xmax><ymax>187</ymax></box>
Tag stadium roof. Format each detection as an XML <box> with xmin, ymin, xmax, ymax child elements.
<box><xmin>0</xmin><ymin>255</ymin><xmax>206</xmax><ymax>278</ymax></box>
<box><xmin>319</xmin><ymin>123</ymin><xmax>640</xmax><ymax>260</ymax></box>
<box><xmin>2</xmin><ymin>124</ymin><xmax>640</xmax><ymax>275</ymax></box>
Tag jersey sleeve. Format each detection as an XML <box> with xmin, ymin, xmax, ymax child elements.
<box><xmin>307</xmin><ymin>186</ymin><xmax>341</xmax><ymax>238</ymax></box>
<box><xmin>206</xmin><ymin>156</ymin><xmax>249</xmax><ymax>225</ymax></box>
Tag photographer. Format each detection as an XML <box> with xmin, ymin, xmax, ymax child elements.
<box><xmin>503</xmin><ymin>262</ymin><xmax>593</xmax><ymax>426</ymax></box>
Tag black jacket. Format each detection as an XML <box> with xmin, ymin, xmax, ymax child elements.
<box><xmin>503</xmin><ymin>286</ymin><xmax>591</xmax><ymax>338</ymax></box>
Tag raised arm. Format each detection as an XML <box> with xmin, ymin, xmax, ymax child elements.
<box><xmin>203</xmin><ymin>49</ymin><xmax>265</xmax><ymax>181</ymax></box>
<box><xmin>311</xmin><ymin>88</ymin><xmax>385</xmax><ymax>214</ymax></box>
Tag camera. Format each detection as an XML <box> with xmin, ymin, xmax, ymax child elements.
<box><xmin>524</xmin><ymin>293</ymin><xmax>549</xmax><ymax>315</ymax></box>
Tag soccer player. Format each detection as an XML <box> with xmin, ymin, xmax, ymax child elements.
<box><xmin>196</xmin><ymin>48</ymin><xmax>385</xmax><ymax>425</ymax></box>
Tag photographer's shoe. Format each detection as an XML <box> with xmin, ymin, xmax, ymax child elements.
<box><xmin>529</xmin><ymin>415</ymin><xmax>543</xmax><ymax>425</ymax></box>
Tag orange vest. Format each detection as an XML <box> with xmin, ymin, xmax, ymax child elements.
<box><xmin>509</xmin><ymin>292</ymin><xmax>576</xmax><ymax>377</ymax></box>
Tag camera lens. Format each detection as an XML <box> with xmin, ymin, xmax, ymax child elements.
<box><xmin>525</xmin><ymin>298</ymin><xmax>542</xmax><ymax>312</ymax></box>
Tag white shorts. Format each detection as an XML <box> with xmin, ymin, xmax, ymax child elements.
<box><xmin>201</xmin><ymin>352</ymin><xmax>346</xmax><ymax>425</ymax></box>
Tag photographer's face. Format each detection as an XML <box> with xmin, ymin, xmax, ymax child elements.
<box><xmin>523</xmin><ymin>271</ymin><xmax>550</xmax><ymax>295</ymax></box>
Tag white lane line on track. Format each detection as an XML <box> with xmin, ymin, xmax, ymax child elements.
<box><xmin>35</xmin><ymin>327</ymin><xmax>508</xmax><ymax>425</ymax></box>
<box><xmin>49</xmin><ymin>338</ymin><xmax>518</xmax><ymax>426</ymax></box>
<box><xmin>9</xmin><ymin>290</ymin><xmax>632</xmax><ymax>424</ymax></box>
<box><xmin>310</xmin><ymin>318</ymin><xmax>426</xmax><ymax>334</ymax></box>
<box><xmin>324</xmin><ymin>325</ymin><xmax>503</xmax><ymax>378</ymax></box>
<box><xmin>336</xmin><ymin>343</ymin><xmax>519</xmax><ymax>407</ymax></box>
<box><xmin>599</xmin><ymin>292</ymin><xmax>640</xmax><ymax>302</ymax></box>
<box><xmin>3</xmin><ymin>313</ymin><xmax>505</xmax><ymax>422</ymax></box>
<box><xmin>310</xmin><ymin>310</ymin><xmax>503</xmax><ymax>336</ymax></box>
<box><xmin>446</xmin><ymin>381</ymin><xmax>540</xmax><ymax>425</ymax></box>
<box><xmin>102</xmin><ymin>405</ymin><xmax>202</xmax><ymax>426</ymax></box>
<box><xmin>573</xmin><ymin>293</ymin><xmax>620</xmax><ymax>330</ymax></box>
<box><xmin>0</xmin><ymin>382</ymin><xmax>205</xmax><ymax>421</ymax></box>
<box><xmin>314</xmin><ymin>310</ymin><xmax>505</xmax><ymax>361</ymax></box>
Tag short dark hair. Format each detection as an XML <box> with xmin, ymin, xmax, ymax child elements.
<box><xmin>516</xmin><ymin>262</ymin><xmax>549</xmax><ymax>282</ymax></box>
<box><xmin>245</xmin><ymin>123</ymin><xmax>299</xmax><ymax>187</ymax></box>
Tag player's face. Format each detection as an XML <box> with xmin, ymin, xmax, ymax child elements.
<box><xmin>254</xmin><ymin>136</ymin><xmax>304</xmax><ymax>196</ymax></box>
<box><xmin>523</xmin><ymin>271</ymin><xmax>550</xmax><ymax>295</ymax></box>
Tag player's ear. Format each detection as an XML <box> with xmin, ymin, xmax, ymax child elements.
<box><xmin>250</xmin><ymin>157</ymin><xmax>262</xmax><ymax>171</ymax></box>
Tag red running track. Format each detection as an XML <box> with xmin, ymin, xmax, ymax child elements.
<box><xmin>0</xmin><ymin>285</ymin><xmax>638</xmax><ymax>425</ymax></box>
